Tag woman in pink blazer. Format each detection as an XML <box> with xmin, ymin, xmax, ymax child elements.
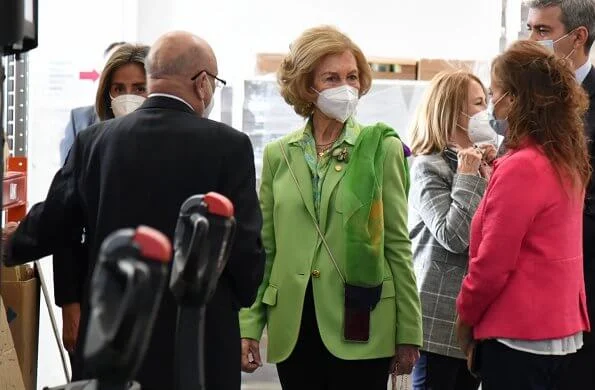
<box><xmin>456</xmin><ymin>40</ymin><xmax>592</xmax><ymax>389</ymax></box>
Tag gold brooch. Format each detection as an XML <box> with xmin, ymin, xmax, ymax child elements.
<box><xmin>332</xmin><ymin>147</ymin><xmax>349</xmax><ymax>162</ymax></box>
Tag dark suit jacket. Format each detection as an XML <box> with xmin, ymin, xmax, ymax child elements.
<box><xmin>9</xmin><ymin>96</ymin><xmax>265</xmax><ymax>389</ymax></box>
<box><xmin>582</xmin><ymin>67</ymin><xmax>595</xmax><ymax>345</ymax></box>
<box><xmin>54</xmin><ymin>105</ymin><xmax>97</xmax><ymax>307</ymax></box>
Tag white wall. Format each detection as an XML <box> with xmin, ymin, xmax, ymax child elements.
<box><xmin>25</xmin><ymin>0</ymin><xmax>504</xmax><ymax>388</ymax></box>
<box><xmin>136</xmin><ymin>0</ymin><xmax>503</xmax><ymax>130</ymax></box>
<box><xmin>157</xmin><ymin>0</ymin><xmax>503</xmax><ymax>81</ymax></box>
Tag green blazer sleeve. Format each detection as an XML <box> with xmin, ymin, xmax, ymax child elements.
<box><xmin>383</xmin><ymin>137</ymin><xmax>423</xmax><ymax>346</ymax></box>
<box><xmin>239</xmin><ymin>143</ymin><xmax>277</xmax><ymax>341</ymax></box>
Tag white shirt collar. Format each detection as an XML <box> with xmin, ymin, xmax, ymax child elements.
<box><xmin>575</xmin><ymin>60</ymin><xmax>592</xmax><ymax>84</ymax></box>
<box><xmin>148</xmin><ymin>93</ymin><xmax>195</xmax><ymax>111</ymax></box>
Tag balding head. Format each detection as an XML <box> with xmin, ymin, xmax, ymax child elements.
<box><xmin>146</xmin><ymin>31</ymin><xmax>219</xmax><ymax>116</ymax></box>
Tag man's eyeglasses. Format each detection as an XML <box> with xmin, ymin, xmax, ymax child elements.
<box><xmin>191</xmin><ymin>70</ymin><xmax>226</xmax><ymax>89</ymax></box>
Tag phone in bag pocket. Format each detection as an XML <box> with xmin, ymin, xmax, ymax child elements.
<box><xmin>343</xmin><ymin>306</ymin><xmax>370</xmax><ymax>342</ymax></box>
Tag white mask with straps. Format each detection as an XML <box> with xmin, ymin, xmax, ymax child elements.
<box><xmin>312</xmin><ymin>85</ymin><xmax>359</xmax><ymax>123</ymax></box>
<box><xmin>461</xmin><ymin>110</ymin><xmax>499</xmax><ymax>147</ymax></box>
<box><xmin>538</xmin><ymin>29</ymin><xmax>577</xmax><ymax>59</ymax></box>
<box><xmin>111</xmin><ymin>94</ymin><xmax>146</xmax><ymax>117</ymax></box>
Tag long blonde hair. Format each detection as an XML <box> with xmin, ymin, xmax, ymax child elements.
<box><xmin>409</xmin><ymin>70</ymin><xmax>485</xmax><ymax>155</ymax></box>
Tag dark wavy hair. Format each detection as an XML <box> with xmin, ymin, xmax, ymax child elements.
<box><xmin>492</xmin><ymin>39</ymin><xmax>591</xmax><ymax>190</ymax></box>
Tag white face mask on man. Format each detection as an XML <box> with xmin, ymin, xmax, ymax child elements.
<box><xmin>312</xmin><ymin>85</ymin><xmax>359</xmax><ymax>123</ymax></box>
<box><xmin>111</xmin><ymin>94</ymin><xmax>146</xmax><ymax>118</ymax></box>
<box><xmin>460</xmin><ymin>110</ymin><xmax>500</xmax><ymax>147</ymax></box>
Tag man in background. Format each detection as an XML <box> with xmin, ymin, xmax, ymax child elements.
<box><xmin>55</xmin><ymin>40</ymin><xmax>125</xmax><ymax>367</ymax></box>
<box><xmin>526</xmin><ymin>0</ymin><xmax>595</xmax><ymax>387</ymax></box>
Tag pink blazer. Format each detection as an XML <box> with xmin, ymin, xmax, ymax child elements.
<box><xmin>456</xmin><ymin>143</ymin><xmax>590</xmax><ymax>340</ymax></box>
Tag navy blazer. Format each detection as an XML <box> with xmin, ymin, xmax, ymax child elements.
<box><xmin>59</xmin><ymin>105</ymin><xmax>97</xmax><ymax>165</ymax></box>
<box><xmin>582</xmin><ymin>66</ymin><xmax>595</xmax><ymax>346</ymax></box>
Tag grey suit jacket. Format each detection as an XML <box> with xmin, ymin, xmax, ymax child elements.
<box><xmin>59</xmin><ymin>105</ymin><xmax>97</xmax><ymax>165</ymax></box>
<box><xmin>408</xmin><ymin>153</ymin><xmax>487</xmax><ymax>358</ymax></box>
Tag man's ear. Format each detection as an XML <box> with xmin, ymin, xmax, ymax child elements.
<box><xmin>195</xmin><ymin>74</ymin><xmax>207</xmax><ymax>100</ymax></box>
<box><xmin>575</xmin><ymin>26</ymin><xmax>589</xmax><ymax>49</ymax></box>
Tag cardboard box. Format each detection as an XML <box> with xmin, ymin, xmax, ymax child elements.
<box><xmin>417</xmin><ymin>58</ymin><xmax>480</xmax><ymax>81</ymax></box>
<box><xmin>0</xmin><ymin>297</ymin><xmax>26</xmax><ymax>389</ymax></box>
<box><xmin>1</xmin><ymin>265</ymin><xmax>39</xmax><ymax>390</ymax></box>
<box><xmin>368</xmin><ymin>57</ymin><xmax>417</xmax><ymax>80</ymax></box>
<box><xmin>256</xmin><ymin>53</ymin><xmax>285</xmax><ymax>75</ymax></box>
<box><xmin>255</xmin><ymin>53</ymin><xmax>418</xmax><ymax>80</ymax></box>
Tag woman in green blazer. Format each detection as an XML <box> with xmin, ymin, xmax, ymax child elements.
<box><xmin>239</xmin><ymin>25</ymin><xmax>423</xmax><ymax>390</ymax></box>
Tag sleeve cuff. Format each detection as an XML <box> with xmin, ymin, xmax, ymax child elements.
<box><xmin>396</xmin><ymin>325</ymin><xmax>423</xmax><ymax>347</ymax></box>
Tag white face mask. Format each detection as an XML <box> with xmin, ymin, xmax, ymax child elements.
<box><xmin>313</xmin><ymin>85</ymin><xmax>359</xmax><ymax>123</ymax></box>
<box><xmin>462</xmin><ymin>110</ymin><xmax>499</xmax><ymax>147</ymax></box>
<box><xmin>467</xmin><ymin>110</ymin><xmax>498</xmax><ymax>148</ymax></box>
<box><xmin>111</xmin><ymin>94</ymin><xmax>146</xmax><ymax>118</ymax></box>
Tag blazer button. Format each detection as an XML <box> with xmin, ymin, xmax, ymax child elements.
<box><xmin>311</xmin><ymin>269</ymin><xmax>321</xmax><ymax>278</ymax></box>
<box><xmin>334</xmin><ymin>164</ymin><xmax>342</xmax><ymax>172</ymax></box>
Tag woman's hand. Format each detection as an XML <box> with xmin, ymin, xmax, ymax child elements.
<box><xmin>456</xmin><ymin>147</ymin><xmax>483</xmax><ymax>175</ymax></box>
<box><xmin>455</xmin><ymin>316</ymin><xmax>474</xmax><ymax>356</ymax></box>
<box><xmin>479</xmin><ymin>161</ymin><xmax>493</xmax><ymax>180</ymax></box>
<box><xmin>1</xmin><ymin>222</ymin><xmax>18</xmax><ymax>264</ymax></box>
<box><xmin>477</xmin><ymin>143</ymin><xmax>498</xmax><ymax>164</ymax></box>
<box><xmin>241</xmin><ymin>338</ymin><xmax>263</xmax><ymax>373</ymax></box>
<box><xmin>390</xmin><ymin>344</ymin><xmax>420</xmax><ymax>375</ymax></box>
<box><xmin>62</xmin><ymin>302</ymin><xmax>81</xmax><ymax>353</ymax></box>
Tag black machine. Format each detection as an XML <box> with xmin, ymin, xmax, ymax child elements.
<box><xmin>170</xmin><ymin>192</ymin><xmax>236</xmax><ymax>390</ymax></box>
<box><xmin>0</xmin><ymin>0</ymin><xmax>39</xmax><ymax>275</ymax></box>
<box><xmin>0</xmin><ymin>0</ymin><xmax>38</xmax><ymax>55</ymax></box>
<box><xmin>45</xmin><ymin>225</ymin><xmax>172</xmax><ymax>390</ymax></box>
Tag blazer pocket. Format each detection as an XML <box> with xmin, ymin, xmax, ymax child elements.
<box><xmin>380</xmin><ymin>280</ymin><xmax>395</xmax><ymax>298</ymax></box>
<box><xmin>262</xmin><ymin>285</ymin><xmax>278</xmax><ymax>306</ymax></box>
<box><xmin>335</xmin><ymin>185</ymin><xmax>364</xmax><ymax>221</ymax></box>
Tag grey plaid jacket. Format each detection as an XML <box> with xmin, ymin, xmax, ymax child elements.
<box><xmin>408</xmin><ymin>153</ymin><xmax>487</xmax><ymax>359</ymax></box>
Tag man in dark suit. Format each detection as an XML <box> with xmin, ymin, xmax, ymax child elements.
<box><xmin>7</xmin><ymin>31</ymin><xmax>264</xmax><ymax>390</ymax></box>
<box><xmin>527</xmin><ymin>1</ymin><xmax>595</xmax><ymax>387</ymax></box>
<box><xmin>56</xmin><ymin>41</ymin><xmax>126</xmax><ymax>360</ymax></box>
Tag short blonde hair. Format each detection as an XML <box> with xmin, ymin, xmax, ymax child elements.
<box><xmin>278</xmin><ymin>26</ymin><xmax>372</xmax><ymax>118</ymax></box>
<box><xmin>95</xmin><ymin>44</ymin><xmax>150</xmax><ymax>121</ymax></box>
<box><xmin>409</xmin><ymin>70</ymin><xmax>486</xmax><ymax>156</ymax></box>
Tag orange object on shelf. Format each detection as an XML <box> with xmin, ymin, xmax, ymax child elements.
<box><xmin>3</xmin><ymin>157</ymin><xmax>28</xmax><ymax>222</ymax></box>
<box><xmin>3</xmin><ymin>172</ymin><xmax>26</xmax><ymax>210</ymax></box>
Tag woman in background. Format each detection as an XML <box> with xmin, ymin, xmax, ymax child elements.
<box><xmin>408</xmin><ymin>70</ymin><xmax>496</xmax><ymax>390</ymax></box>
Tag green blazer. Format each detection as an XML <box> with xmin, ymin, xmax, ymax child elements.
<box><xmin>239</xmin><ymin>121</ymin><xmax>423</xmax><ymax>363</ymax></box>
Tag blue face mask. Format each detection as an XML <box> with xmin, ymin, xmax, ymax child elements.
<box><xmin>487</xmin><ymin>93</ymin><xmax>509</xmax><ymax>136</ymax></box>
<box><xmin>536</xmin><ymin>29</ymin><xmax>577</xmax><ymax>57</ymax></box>
<box><xmin>537</xmin><ymin>39</ymin><xmax>555</xmax><ymax>52</ymax></box>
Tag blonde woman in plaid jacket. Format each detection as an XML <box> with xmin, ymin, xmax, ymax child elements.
<box><xmin>407</xmin><ymin>71</ymin><xmax>497</xmax><ymax>390</ymax></box>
